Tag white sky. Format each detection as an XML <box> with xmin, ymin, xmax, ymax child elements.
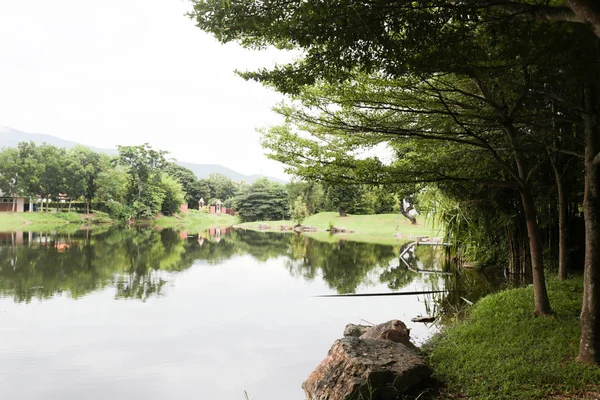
<box><xmin>0</xmin><ymin>0</ymin><xmax>292</xmax><ymax>180</ymax></box>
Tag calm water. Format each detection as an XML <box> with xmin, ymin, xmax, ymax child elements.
<box><xmin>0</xmin><ymin>227</ymin><xmax>497</xmax><ymax>399</ymax></box>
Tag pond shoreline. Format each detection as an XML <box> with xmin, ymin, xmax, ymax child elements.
<box><xmin>0</xmin><ymin>211</ymin><xmax>238</xmax><ymax>233</ymax></box>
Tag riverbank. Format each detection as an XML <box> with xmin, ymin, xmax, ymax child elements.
<box><xmin>425</xmin><ymin>276</ymin><xmax>600</xmax><ymax>399</ymax></box>
<box><xmin>238</xmin><ymin>212</ymin><xmax>441</xmax><ymax>245</ymax></box>
<box><xmin>0</xmin><ymin>210</ymin><xmax>237</xmax><ymax>233</ymax></box>
<box><xmin>0</xmin><ymin>211</ymin><xmax>113</xmax><ymax>231</ymax></box>
<box><xmin>151</xmin><ymin>210</ymin><xmax>238</xmax><ymax>233</ymax></box>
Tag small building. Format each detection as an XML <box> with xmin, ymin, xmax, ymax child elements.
<box><xmin>0</xmin><ymin>190</ymin><xmax>25</xmax><ymax>212</ymax></box>
<box><xmin>198</xmin><ymin>198</ymin><xmax>205</xmax><ymax>208</ymax></box>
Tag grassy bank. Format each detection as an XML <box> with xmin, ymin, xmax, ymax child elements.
<box><xmin>0</xmin><ymin>211</ymin><xmax>113</xmax><ymax>231</ymax></box>
<box><xmin>238</xmin><ymin>212</ymin><xmax>441</xmax><ymax>244</ymax></box>
<box><xmin>426</xmin><ymin>277</ymin><xmax>600</xmax><ymax>399</ymax></box>
<box><xmin>153</xmin><ymin>210</ymin><xmax>238</xmax><ymax>233</ymax></box>
<box><xmin>0</xmin><ymin>210</ymin><xmax>238</xmax><ymax>233</ymax></box>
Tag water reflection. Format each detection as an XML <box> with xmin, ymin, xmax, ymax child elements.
<box><xmin>0</xmin><ymin>228</ymin><xmax>499</xmax><ymax>310</ymax></box>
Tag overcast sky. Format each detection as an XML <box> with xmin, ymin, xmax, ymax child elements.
<box><xmin>0</xmin><ymin>0</ymin><xmax>293</xmax><ymax>180</ymax></box>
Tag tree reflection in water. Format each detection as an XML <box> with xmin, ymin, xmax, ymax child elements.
<box><xmin>0</xmin><ymin>228</ymin><xmax>501</xmax><ymax>308</ymax></box>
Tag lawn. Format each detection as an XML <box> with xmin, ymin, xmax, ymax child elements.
<box><xmin>0</xmin><ymin>211</ymin><xmax>112</xmax><ymax>231</ymax></box>
<box><xmin>426</xmin><ymin>276</ymin><xmax>600</xmax><ymax>399</ymax></box>
<box><xmin>238</xmin><ymin>211</ymin><xmax>442</xmax><ymax>245</ymax></box>
<box><xmin>153</xmin><ymin>210</ymin><xmax>238</xmax><ymax>233</ymax></box>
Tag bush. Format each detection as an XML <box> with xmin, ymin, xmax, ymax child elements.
<box><xmin>292</xmin><ymin>196</ymin><xmax>307</xmax><ymax>226</ymax></box>
<box><xmin>88</xmin><ymin>211</ymin><xmax>113</xmax><ymax>223</ymax></box>
<box><xmin>106</xmin><ymin>202</ymin><xmax>136</xmax><ymax>221</ymax></box>
<box><xmin>160</xmin><ymin>174</ymin><xmax>186</xmax><ymax>216</ymax></box>
<box><xmin>55</xmin><ymin>212</ymin><xmax>84</xmax><ymax>223</ymax></box>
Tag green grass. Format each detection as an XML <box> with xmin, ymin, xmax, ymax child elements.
<box><xmin>426</xmin><ymin>277</ymin><xmax>600</xmax><ymax>399</ymax></box>
<box><xmin>0</xmin><ymin>211</ymin><xmax>114</xmax><ymax>231</ymax></box>
<box><xmin>153</xmin><ymin>210</ymin><xmax>239</xmax><ymax>233</ymax></box>
<box><xmin>238</xmin><ymin>212</ymin><xmax>441</xmax><ymax>245</ymax></box>
<box><xmin>0</xmin><ymin>210</ymin><xmax>236</xmax><ymax>233</ymax></box>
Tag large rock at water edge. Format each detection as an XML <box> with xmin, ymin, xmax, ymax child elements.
<box><xmin>343</xmin><ymin>323</ymin><xmax>371</xmax><ymax>338</ymax></box>
<box><xmin>302</xmin><ymin>337</ymin><xmax>431</xmax><ymax>400</ymax></box>
<box><xmin>359</xmin><ymin>319</ymin><xmax>417</xmax><ymax>350</ymax></box>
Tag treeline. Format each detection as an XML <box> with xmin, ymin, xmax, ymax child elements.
<box><xmin>0</xmin><ymin>142</ymin><xmax>187</xmax><ymax>219</ymax></box>
<box><xmin>0</xmin><ymin>142</ymin><xmax>406</xmax><ymax>222</ymax></box>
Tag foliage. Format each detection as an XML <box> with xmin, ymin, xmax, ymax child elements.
<box><xmin>159</xmin><ymin>174</ymin><xmax>186</xmax><ymax>216</ymax></box>
<box><xmin>95</xmin><ymin>167</ymin><xmax>129</xmax><ymax>204</ymax></box>
<box><xmin>116</xmin><ymin>143</ymin><xmax>168</xmax><ymax>219</ymax></box>
<box><xmin>291</xmin><ymin>196</ymin><xmax>307</xmax><ymax>226</ymax></box>
<box><xmin>207</xmin><ymin>173</ymin><xmax>239</xmax><ymax>201</ymax></box>
<box><xmin>164</xmin><ymin>163</ymin><xmax>204</xmax><ymax>208</ymax></box>
<box><xmin>324</xmin><ymin>184</ymin><xmax>368</xmax><ymax>216</ymax></box>
<box><xmin>236</xmin><ymin>178</ymin><xmax>289</xmax><ymax>222</ymax></box>
<box><xmin>69</xmin><ymin>146</ymin><xmax>107</xmax><ymax>211</ymax></box>
<box><xmin>105</xmin><ymin>201</ymin><xmax>136</xmax><ymax>222</ymax></box>
<box><xmin>286</xmin><ymin>179</ymin><xmax>325</xmax><ymax>215</ymax></box>
<box><xmin>190</xmin><ymin>0</ymin><xmax>600</xmax><ymax>322</ymax></box>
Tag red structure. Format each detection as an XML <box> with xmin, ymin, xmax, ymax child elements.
<box><xmin>208</xmin><ymin>200</ymin><xmax>235</xmax><ymax>215</ymax></box>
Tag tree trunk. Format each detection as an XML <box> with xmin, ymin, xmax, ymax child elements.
<box><xmin>578</xmin><ymin>83</ymin><xmax>600</xmax><ymax>365</ymax></box>
<box><xmin>566</xmin><ymin>0</ymin><xmax>600</xmax><ymax>38</ymax></box>
<box><xmin>400</xmin><ymin>200</ymin><xmax>417</xmax><ymax>225</ymax></box>
<box><xmin>504</xmin><ymin>121</ymin><xmax>552</xmax><ymax>315</ymax></box>
<box><xmin>339</xmin><ymin>208</ymin><xmax>347</xmax><ymax>217</ymax></box>
<box><xmin>520</xmin><ymin>188</ymin><xmax>553</xmax><ymax>316</ymax></box>
<box><xmin>551</xmin><ymin>158</ymin><xmax>569</xmax><ymax>280</ymax></box>
<box><xmin>68</xmin><ymin>200</ymin><xmax>72</xmax><ymax>212</ymax></box>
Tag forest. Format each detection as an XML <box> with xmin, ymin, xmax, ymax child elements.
<box><xmin>188</xmin><ymin>0</ymin><xmax>600</xmax><ymax>365</ymax></box>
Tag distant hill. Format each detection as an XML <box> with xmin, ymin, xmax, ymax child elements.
<box><xmin>0</xmin><ymin>126</ymin><xmax>286</xmax><ymax>184</ymax></box>
<box><xmin>0</xmin><ymin>126</ymin><xmax>118</xmax><ymax>155</ymax></box>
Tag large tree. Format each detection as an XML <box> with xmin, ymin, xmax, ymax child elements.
<box><xmin>116</xmin><ymin>144</ymin><xmax>168</xmax><ymax>219</ymax></box>
<box><xmin>236</xmin><ymin>178</ymin><xmax>289</xmax><ymax>221</ymax></box>
<box><xmin>190</xmin><ymin>0</ymin><xmax>600</xmax><ymax>363</ymax></box>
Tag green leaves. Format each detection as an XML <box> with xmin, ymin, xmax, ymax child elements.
<box><xmin>236</xmin><ymin>178</ymin><xmax>289</xmax><ymax>221</ymax></box>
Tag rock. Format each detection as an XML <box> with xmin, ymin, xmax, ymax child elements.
<box><xmin>411</xmin><ymin>316</ymin><xmax>436</xmax><ymax>323</ymax></box>
<box><xmin>293</xmin><ymin>225</ymin><xmax>319</xmax><ymax>232</ymax></box>
<box><xmin>359</xmin><ymin>319</ymin><xmax>417</xmax><ymax>350</ymax></box>
<box><xmin>329</xmin><ymin>226</ymin><xmax>347</xmax><ymax>233</ymax></box>
<box><xmin>302</xmin><ymin>337</ymin><xmax>432</xmax><ymax>400</ymax></box>
<box><xmin>343</xmin><ymin>323</ymin><xmax>371</xmax><ymax>338</ymax></box>
<box><xmin>258</xmin><ymin>224</ymin><xmax>271</xmax><ymax>230</ymax></box>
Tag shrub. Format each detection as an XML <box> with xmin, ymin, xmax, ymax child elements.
<box><xmin>292</xmin><ymin>196</ymin><xmax>307</xmax><ymax>226</ymax></box>
<box><xmin>106</xmin><ymin>202</ymin><xmax>136</xmax><ymax>221</ymax></box>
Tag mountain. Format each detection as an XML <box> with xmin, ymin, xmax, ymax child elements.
<box><xmin>0</xmin><ymin>126</ymin><xmax>117</xmax><ymax>155</ymax></box>
<box><xmin>0</xmin><ymin>126</ymin><xmax>286</xmax><ymax>184</ymax></box>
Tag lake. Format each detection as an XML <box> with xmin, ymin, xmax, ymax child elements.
<box><xmin>0</xmin><ymin>227</ymin><xmax>497</xmax><ymax>399</ymax></box>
